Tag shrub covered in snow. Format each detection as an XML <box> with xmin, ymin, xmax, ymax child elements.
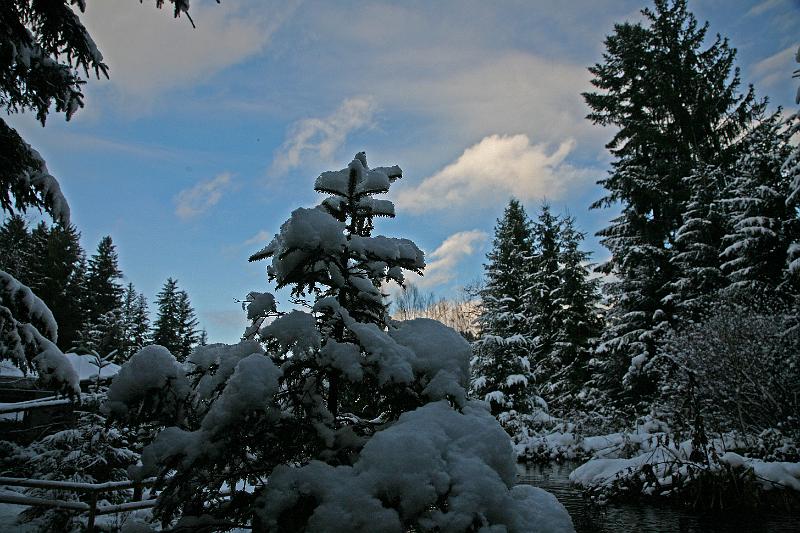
<box><xmin>106</xmin><ymin>154</ymin><xmax>574</xmax><ymax>532</ymax></box>
<box><xmin>655</xmin><ymin>295</ymin><xmax>800</xmax><ymax>438</ymax></box>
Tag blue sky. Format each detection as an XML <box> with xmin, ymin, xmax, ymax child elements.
<box><xmin>10</xmin><ymin>0</ymin><xmax>800</xmax><ymax>343</ymax></box>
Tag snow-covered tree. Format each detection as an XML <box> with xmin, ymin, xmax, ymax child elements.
<box><xmin>0</xmin><ymin>215</ymin><xmax>31</xmax><ymax>279</ymax></box>
<box><xmin>471</xmin><ymin>199</ymin><xmax>542</xmax><ymax>435</ymax></box>
<box><xmin>151</xmin><ymin>278</ymin><xmax>197</xmax><ymax>362</ymax></box>
<box><xmin>527</xmin><ymin>204</ymin><xmax>562</xmax><ymax>401</ymax></box>
<box><xmin>584</xmin><ymin>0</ymin><xmax>762</xmax><ymax>405</ymax></box>
<box><xmin>720</xmin><ymin>112</ymin><xmax>799</xmax><ymax>297</ymax></box>
<box><xmin>667</xmin><ymin>164</ymin><xmax>728</xmax><ymax>318</ymax></box>
<box><xmin>547</xmin><ymin>215</ymin><xmax>602</xmax><ymax>412</ymax></box>
<box><xmin>176</xmin><ymin>289</ymin><xmax>199</xmax><ymax>361</ymax></box>
<box><xmin>119</xmin><ymin>283</ymin><xmax>150</xmax><ymax>363</ymax></box>
<box><xmin>0</xmin><ymin>0</ymin><xmax>207</xmax><ymax>399</ymax></box>
<box><xmin>106</xmin><ymin>155</ymin><xmax>573</xmax><ymax>532</ymax></box>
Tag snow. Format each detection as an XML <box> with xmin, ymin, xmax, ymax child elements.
<box><xmin>260</xmin><ymin>311</ymin><xmax>321</xmax><ymax>354</ymax></box>
<box><xmin>720</xmin><ymin>453</ymin><xmax>800</xmax><ymax>491</ymax></box>
<box><xmin>389</xmin><ymin>318</ymin><xmax>471</xmax><ymax>405</ymax></box>
<box><xmin>199</xmin><ymin>353</ymin><xmax>282</xmax><ymax>432</ymax></box>
<box><xmin>319</xmin><ymin>340</ymin><xmax>363</xmax><ymax>381</ymax></box>
<box><xmin>105</xmin><ymin>345</ymin><xmax>190</xmax><ymax>419</ymax></box>
<box><xmin>190</xmin><ymin>340</ymin><xmax>265</xmax><ymax>403</ymax></box>
<box><xmin>134</xmin><ymin>353</ymin><xmax>282</xmax><ymax>479</ymax></box>
<box><xmin>242</xmin><ymin>291</ymin><xmax>276</xmax><ymax>320</ymax></box>
<box><xmin>349</xmin><ymin>235</ymin><xmax>425</xmax><ymax>269</ymax></box>
<box><xmin>31</xmin><ymin>337</ymin><xmax>80</xmax><ymax>397</ymax></box>
<box><xmin>256</xmin><ymin>401</ymin><xmax>574</xmax><ymax>533</ymax></box>
<box><xmin>314</xmin><ymin>154</ymin><xmax>398</xmax><ymax>198</ymax></box>
<box><xmin>1</xmin><ymin>270</ymin><xmax>59</xmax><ymax>347</ymax></box>
<box><xmin>248</xmin><ymin>207</ymin><xmax>346</xmax><ymax>282</ymax></box>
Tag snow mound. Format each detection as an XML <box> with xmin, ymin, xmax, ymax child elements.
<box><xmin>257</xmin><ymin>401</ymin><xmax>574</xmax><ymax>532</ymax></box>
<box><xmin>105</xmin><ymin>345</ymin><xmax>190</xmax><ymax>421</ymax></box>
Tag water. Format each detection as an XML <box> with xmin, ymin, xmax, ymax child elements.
<box><xmin>517</xmin><ymin>462</ymin><xmax>800</xmax><ymax>533</ymax></box>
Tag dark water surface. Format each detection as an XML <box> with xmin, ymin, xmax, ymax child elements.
<box><xmin>517</xmin><ymin>462</ymin><xmax>800</xmax><ymax>533</ymax></box>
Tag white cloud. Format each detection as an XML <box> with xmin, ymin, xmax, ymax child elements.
<box><xmin>410</xmin><ymin>230</ymin><xmax>487</xmax><ymax>289</ymax></box>
<box><xmin>270</xmin><ymin>97</ymin><xmax>377</xmax><ymax>175</ymax></box>
<box><xmin>752</xmin><ymin>45</ymin><xmax>798</xmax><ymax>90</ymax></box>
<box><xmin>175</xmin><ymin>172</ymin><xmax>234</xmax><ymax>219</ymax></box>
<box><xmin>394</xmin><ymin>134</ymin><xmax>591</xmax><ymax>214</ymax></box>
<box><xmin>243</xmin><ymin>229</ymin><xmax>272</xmax><ymax>247</ymax></box>
<box><xmin>746</xmin><ymin>0</ymin><xmax>785</xmax><ymax>17</ymax></box>
<box><xmin>79</xmin><ymin>1</ymin><xmax>292</xmax><ymax>100</ymax></box>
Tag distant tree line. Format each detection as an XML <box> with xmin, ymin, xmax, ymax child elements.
<box><xmin>0</xmin><ymin>216</ymin><xmax>204</xmax><ymax>364</ymax></box>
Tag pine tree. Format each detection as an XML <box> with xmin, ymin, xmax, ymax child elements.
<box><xmin>547</xmin><ymin>215</ymin><xmax>602</xmax><ymax>412</ymax></box>
<box><xmin>0</xmin><ymin>215</ymin><xmax>32</xmax><ymax>279</ymax></box>
<box><xmin>471</xmin><ymin>199</ymin><xmax>541</xmax><ymax>433</ymax></box>
<box><xmin>527</xmin><ymin>204</ymin><xmax>562</xmax><ymax>401</ymax></box>
<box><xmin>119</xmin><ymin>283</ymin><xmax>150</xmax><ymax>363</ymax></box>
<box><xmin>24</xmin><ymin>222</ymin><xmax>87</xmax><ymax>351</ymax></box>
<box><xmin>85</xmin><ymin>236</ymin><xmax>124</xmax><ymax>321</ymax></box>
<box><xmin>176</xmin><ymin>289</ymin><xmax>198</xmax><ymax>361</ymax></box>
<box><xmin>668</xmin><ymin>164</ymin><xmax>729</xmax><ymax>317</ymax></box>
<box><xmin>584</xmin><ymin>0</ymin><xmax>762</xmax><ymax>404</ymax></box>
<box><xmin>77</xmin><ymin>236</ymin><xmax>124</xmax><ymax>355</ymax></box>
<box><xmin>105</xmin><ymin>154</ymin><xmax>570</xmax><ymax>531</ymax></box>
<box><xmin>720</xmin><ymin>111</ymin><xmax>799</xmax><ymax>297</ymax></box>
<box><xmin>152</xmin><ymin>278</ymin><xmax>183</xmax><ymax>358</ymax></box>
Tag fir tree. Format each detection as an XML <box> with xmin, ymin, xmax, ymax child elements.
<box><xmin>720</xmin><ymin>111</ymin><xmax>799</xmax><ymax>297</ymax></box>
<box><xmin>0</xmin><ymin>215</ymin><xmax>31</xmax><ymax>279</ymax></box>
<box><xmin>176</xmin><ymin>289</ymin><xmax>199</xmax><ymax>361</ymax></box>
<box><xmin>668</xmin><ymin>164</ymin><xmax>728</xmax><ymax>317</ymax></box>
<box><xmin>104</xmin><ymin>154</ymin><xmax>569</xmax><ymax>530</ymax></box>
<box><xmin>471</xmin><ymin>199</ymin><xmax>541</xmax><ymax>433</ymax></box>
<box><xmin>548</xmin><ymin>215</ymin><xmax>602</xmax><ymax>412</ymax></box>
<box><xmin>152</xmin><ymin>278</ymin><xmax>183</xmax><ymax>358</ymax></box>
<box><xmin>25</xmin><ymin>222</ymin><xmax>87</xmax><ymax>351</ymax></box>
<box><xmin>584</xmin><ymin>0</ymin><xmax>761</xmax><ymax>404</ymax></box>
<box><xmin>119</xmin><ymin>283</ymin><xmax>150</xmax><ymax>363</ymax></box>
<box><xmin>85</xmin><ymin>236</ymin><xmax>124</xmax><ymax>321</ymax></box>
<box><xmin>527</xmin><ymin>204</ymin><xmax>562</xmax><ymax>400</ymax></box>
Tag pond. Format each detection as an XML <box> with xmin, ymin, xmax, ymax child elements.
<box><xmin>517</xmin><ymin>462</ymin><xmax>800</xmax><ymax>533</ymax></box>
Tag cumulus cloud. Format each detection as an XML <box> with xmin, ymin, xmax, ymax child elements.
<box><xmin>270</xmin><ymin>97</ymin><xmax>377</xmax><ymax>175</ymax></box>
<box><xmin>394</xmin><ymin>134</ymin><xmax>591</xmax><ymax>214</ymax></box>
<box><xmin>175</xmin><ymin>172</ymin><xmax>234</xmax><ymax>219</ymax></box>
<box><xmin>79</xmin><ymin>1</ymin><xmax>292</xmax><ymax>100</ymax></box>
<box><xmin>409</xmin><ymin>230</ymin><xmax>487</xmax><ymax>289</ymax></box>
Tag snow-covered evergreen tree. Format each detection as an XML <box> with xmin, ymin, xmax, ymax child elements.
<box><xmin>152</xmin><ymin>277</ymin><xmax>182</xmax><ymax>357</ymax></box>
<box><xmin>119</xmin><ymin>283</ymin><xmax>150</xmax><ymax>363</ymax></box>
<box><xmin>667</xmin><ymin>164</ymin><xmax>729</xmax><ymax>317</ymax></box>
<box><xmin>547</xmin><ymin>215</ymin><xmax>602</xmax><ymax>412</ymax></box>
<box><xmin>720</xmin><ymin>112</ymin><xmax>799</xmax><ymax>297</ymax></box>
<box><xmin>176</xmin><ymin>289</ymin><xmax>199</xmax><ymax>361</ymax></box>
<box><xmin>584</xmin><ymin>0</ymin><xmax>762</xmax><ymax>405</ymax></box>
<box><xmin>105</xmin><ymin>155</ymin><xmax>573</xmax><ymax>532</ymax></box>
<box><xmin>527</xmin><ymin>204</ymin><xmax>562</xmax><ymax>403</ymax></box>
<box><xmin>151</xmin><ymin>278</ymin><xmax>196</xmax><ymax>362</ymax></box>
<box><xmin>0</xmin><ymin>215</ymin><xmax>31</xmax><ymax>279</ymax></box>
<box><xmin>471</xmin><ymin>199</ymin><xmax>542</xmax><ymax>434</ymax></box>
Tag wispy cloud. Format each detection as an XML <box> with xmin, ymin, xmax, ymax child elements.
<box><xmin>394</xmin><ymin>134</ymin><xmax>591</xmax><ymax>214</ymax></box>
<box><xmin>410</xmin><ymin>230</ymin><xmax>487</xmax><ymax>288</ymax></box>
<box><xmin>243</xmin><ymin>229</ymin><xmax>272</xmax><ymax>247</ymax></box>
<box><xmin>270</xmin><ymin>97</ymin><xmax>377</xmax><ymax>175</ymax></box>
<box><xmin>752</xmin><ymin>45</ymin><xmax>798</xmax><ymax>90</ymax></box>
<box><xmin>746</xmin><ymin>0</ymin><xmax>785</xmax><ymax>17</ymax></box>
<box><xmin>175</xmin><ymin>172</ymin><xmax>234</xmax><ymax>219</ymax></box>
